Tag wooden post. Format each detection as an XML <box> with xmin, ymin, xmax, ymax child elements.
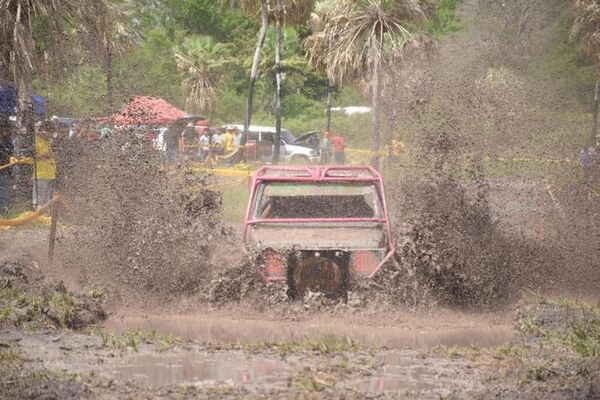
<box><xmin>48</xmin><ymin>202</ymin><xmax>58</xmax><ymax>264</ymax></box>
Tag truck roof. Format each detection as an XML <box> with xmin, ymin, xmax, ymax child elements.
<box><xmin>254</xmin><ymin>165</ymin><xmax>382</xmax><ymax>182</ymax></box>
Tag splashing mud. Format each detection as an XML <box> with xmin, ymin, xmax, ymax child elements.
<box><xmin>55</xmin><ymin>133</ymin><xmax>226</xmax><ymax>298</ymax></box>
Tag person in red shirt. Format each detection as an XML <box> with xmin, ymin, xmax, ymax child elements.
<box><xmin>331</xmin><ymin>132</ymin><xmax>345</xmax><ymax>164</ymax></box>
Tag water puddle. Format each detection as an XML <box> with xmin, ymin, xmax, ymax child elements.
<box><xmin>104</xmin><ymin>314</ymin><xmax>513</xmax><ymax>349</ymax></box>
<box><xmin>113</xmin><ymin>351</ymin><xmax>289</xmax><ymax>388</ymax></box>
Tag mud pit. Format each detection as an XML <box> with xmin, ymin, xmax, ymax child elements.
<box><xmin>0</xmin><ymin>328</ymin><xmax>506</xmax><ymax>398</ymax></box>
<box><xmin>2</xmin><ymin>0</ymin><xmax>600</xmax><ymax>398</ymax></box>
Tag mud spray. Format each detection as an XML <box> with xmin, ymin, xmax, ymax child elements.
<box><xmin>40</xmin><ymin>0</ymin><xmax>598</xmax><ymax>312</ymax></box>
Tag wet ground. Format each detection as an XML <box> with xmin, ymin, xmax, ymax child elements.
<box><xmin>104</xmin><ymin>310</ymin><xmax>513</xmax><ymax>349</ymax></box>
<box><xmin>3</xmin><ymin>300</ymin><xmax>598</xmax><ymax>399</ymax></box>
<box><xmin>0</xmin><ymin>325</ymin><xmax>501</xmax><ymax>399</ymax></box>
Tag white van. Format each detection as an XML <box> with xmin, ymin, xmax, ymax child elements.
<box><xmin>223</xmin><ymin>124</ymin><xmax>320</xmax><ymax>164</ymax></box>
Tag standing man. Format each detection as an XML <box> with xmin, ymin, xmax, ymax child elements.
<box><xmin>331</xmin><ymin>132</ymin><xmax>346</xmax><ymax>165</ymax></box>
<box><xmin>164</xmin><ymin>125</ymin><xmax>180</xmax><ymax>164</ymax></box>
<box><xmin>233</xmin><ymin>128</ymin><xmax>242</xmax><ymax>148</ymax></box>
<box><xmin>198</xmin><ymin>128</ymin><xmax>210</xmax><ymax>162</ymax></box>
<box><xmin>181</xmin><ymin>123</ymin><xmax>198</xmax><ymax>161</ymax></box>
<box><xmin>223</xmin><ymin>127</ymin><xmax>235</xmax><ymax>154</ymax></box>
<box><xmin>0</xmin><ymin>120</ymin><xmax>14</xmax><ymax>215</ymax></box>
<box><xmin>320</xmin><ymin>131</ymin><xmax>332</xmax><ymax>164</ymax></box>
<box><xmin>33</xmin><ymin>124</ymin><xmax>56</xmax><ymax>209</ymax></box>
<box><xmin>212</xmin><ymin>128</ymin><xmax>224</xmax><ymax>155</ymax></box>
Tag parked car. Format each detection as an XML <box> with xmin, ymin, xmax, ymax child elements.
<box><xmin>223</xmin><ymin>124</ymin><xmax>320</xmax><ymax>164</ymax></box>
<box><xmin>243</xmin><ymin>165</ymin><xmax>395</xmax><ymax>299</ymax></box>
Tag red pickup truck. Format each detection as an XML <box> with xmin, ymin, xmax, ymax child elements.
<box><xmin>243</xmin><ymin>165</ymin><xmax>395</xmax><ymax>299</ymax></box>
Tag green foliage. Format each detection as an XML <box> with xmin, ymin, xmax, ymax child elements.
<box><xmin>174</xmin><ymin>34</ymin><xmax>234</xmax><ymax>113</ymax></box>
<box><xmin>100</xmin><ymin>329</ymin><xmax>179</xmax><ymax>351</ymax></box>
<box><xmin>48</xmin><ymin>293</ymin><xmax>78</xmax><ymax>329</ymax></box>
<box><xmin>244</xmin><ymin>335</ymin><xmax>359</xmax><ymax>356</ymax></box>
<box><xmin>562</xmin><ymin>320</ymin><xmax>600</xmax><ymax>358</ymax></box>
<box><xmin>429</xmin><ymin>0</ymin><xmax>463</xmax><ymax>38</ymax></box>
<box><xmin>39</xmin><ymin>67</ymin><xmax>108</xmax><ymax>117</ymax></box>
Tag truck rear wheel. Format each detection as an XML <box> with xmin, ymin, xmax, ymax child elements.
<box><xmin>288</xmin><ymin>252</ymin><xmax>348</xmax><ymax>300</ymax></box>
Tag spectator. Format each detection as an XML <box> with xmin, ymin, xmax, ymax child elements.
<box><xmin>164</xmin><ymin>125</ymin><xmax>180</xmax><ymax>164</ymax></box>
<box><xmin>33</xmin><ymin>125</ymin><xmax>56</xmax><ymax>209</ymax></box>
<box><xmin>233</xmin><ymin>128</ymin><xmax>242</xmax><ymax>147</ymax></box>
<box><xmin>331</xmin><ymin>132</ymin><xmax>346</xmax><ymax>164</ymax></box>
<box><xmin>212</xmin><ymin>129</ymin><xmax>224</xmax><ymax>155</ymax></box>
<box><xmin>223</xmin><ymin>127</ymin><xmax>235</xmax><ymax>154</ymax></box>
<box><xmin>198</xmin><ymin>128</ymin><xmax>210</xmax><ymax>162</ymax></box>
<box><xmin>0</xmin><ymin>120</ymin><xmax>14</xmax><ymax>215</ymax></box>
<box><xmin>320</xmin><ymin>131</ymin><xmax>332</xmax><ymax>164</ymax></box>
<box><xmin>181</xmin><ymin>123</ymin><xmax>198</xmax><ymax>160</ymax></box>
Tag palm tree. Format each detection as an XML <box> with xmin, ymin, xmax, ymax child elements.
<box><xmin>304</xmin><ymin>0</ymin><xmax>339</xmax><ymax>133</ymax></box>
<box><xmin>316</xmin><ymin>0</ymin><xmax>432</xmax><ymax>167</ymax></box>
<box><xmin>571</xmin><ymin>0</ymin><xmax>600</xmax><ymax>147</ymax></box>
<box><xmin>74</xmin><ymin>0</ymin><xmax>140</xmax><ymax>114</ymax></box>
<box><xmin>241</xmin><ymin>0</ymin><xmax>269</xmax><ymax>146</ymax></box>
<box><xmin>234</xmin><ymin>0</ymin><xmax>311</xmax><ymax>162</ymax></box>
<box><xmin>0</xmin><ymin>0</ymin><xmax>114</xmax><ymax>203</ymax></box>
<box><xmin>174</xmin><ymin>36</ymin><xmax>231</xmax><ymax>114</ymax></box>
<box><xmin>272</xmin><ymin>0</ymin><xmax>312</xmax><ymax>163</ymax></box>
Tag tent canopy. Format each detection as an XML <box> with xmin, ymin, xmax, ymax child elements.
<box><xmin>112</xmin><ymin>96</ymin><xmax>187</xmax><ymax>125</ymax></box>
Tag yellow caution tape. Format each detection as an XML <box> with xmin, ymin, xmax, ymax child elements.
<box><xmin>0</xmin><ymin>157</ymin><xmax>33</xmax><ymax>171</ymax></box>
<box><xmin>0</xmin><ymin>195</ymin><xmax>67</xmax><ymax>227</ymax></box>
<box><xmin>192</xmin><ymin>165</ymin><xmax>253</xmax><ymax>178</ymax></box>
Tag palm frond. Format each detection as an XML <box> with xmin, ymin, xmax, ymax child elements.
<box><xmin>304</xmin><ymin>0</ymin><xmax>433</xmax><ymax>85</ymax></box>
<box><xmin>174</xmin><ymin>36</ymin><xmax>232</xmax><ymax>113</ymax></box>
<box><xmin>571</xmin><ymin>0</ymin><xmax>600</xmax><ymax>62</ymax></box>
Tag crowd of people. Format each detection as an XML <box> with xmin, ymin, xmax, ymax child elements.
<box><xmin>0</xmin><ymin>112</ymin><xmax>405</xmax><ymax>216</ymax></box>
<box><xmin>168</xmin><ymin>124</ymin><xmax>243</xmax><ymax>164</ymax></box>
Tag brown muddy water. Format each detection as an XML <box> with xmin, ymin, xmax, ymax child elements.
<box><xmin>12</xmin><ymin>329</ymin><xmax>492</xmax><ymax>395</ymax></box>
<box><xmin>104</xmin><ymin>313</ymin><xmax>513</xmax><ymax>349</ymax></box>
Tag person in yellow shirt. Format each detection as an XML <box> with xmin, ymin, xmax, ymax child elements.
<box><xmin>223</xmin><ymin>127</ymin><xmax>235</xmax><ymax>154</ymax></box>
<box><xmin>33</xmin><ymin>127</ymin><xmax>56</xmax><ymax>209</ymax></box>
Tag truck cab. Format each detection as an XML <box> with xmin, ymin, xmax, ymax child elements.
<box><xmin>243</xmin><ymin>165</ymin><xmax>395</xmax><ymax>298</ymax></box>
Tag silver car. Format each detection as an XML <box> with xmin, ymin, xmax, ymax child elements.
<box><xmin>223</xmin><ymin>124</ymin><xmax>320</xmax><ymax>164</ymax></box>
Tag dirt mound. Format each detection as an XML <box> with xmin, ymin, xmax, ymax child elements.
<box><xmin>0</xmin><ymin>257</ymin><xmax>105</xmax><ymax>330</ymax></box>
<box><xmin>55</xmin><ymin>133</ymin><xmax>225</xmax><ymax>297</ymax></box>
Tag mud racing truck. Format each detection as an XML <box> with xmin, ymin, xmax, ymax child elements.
<box><xmin>243</xmin><ymin>165</ymin><xmax>395</xmax><ymax>298</ymax></box>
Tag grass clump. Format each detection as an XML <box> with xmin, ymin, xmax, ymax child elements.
<box><xmin>561</xmin><ymin>320</ymin><xmax>600</xmax><ymax>358</ymax></box>
<box><xmin>517</xmin><ymin>315</ymin><xmax>548</xmax><ymax>337</ymax></box>
<box><xmin>100</xmin><ymin>330</ymin><xmax>179</xmax><ymax>351</ymax></box>
<box><xmin>0</xmin><ymin>348</ymin><xmax>22</xmax><ymax>365</ymax></box>
<box><xmin>244</xmin><ymin>335</ymin><xmax>359</xmax><ymax>356</ymax></box>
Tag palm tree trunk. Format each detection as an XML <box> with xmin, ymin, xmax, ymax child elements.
<box><xmin>243</xmin><ymin>0</ymin><xmax>268</xmax><ymax>146</ymax></box>
<box><xmin>370</xmin><ymin>53</ymin><xmax>382</xmax><ymax>168</ymax></box>
<box><xmin>326</xmin><ymin>78</ymin><xmax>333</xmax><ymax>133</ymax></box>
<box><xmin>15</xmin><ymin>73</ymin><xmax>35</xmax><ymax>207</ymax></box>
<box><xmin>273</xmin><ymin>0</ymin><xmax>283</xmax><ymax>164</ymax></box>
<box><xmin>106</xmin><ymin>42</ymin><xmax>114</xmax><ymax>115</ymax></box>
<box><xmin>591</xmin><ymin>71</ymin><xmax>599</xmax><ymax>148</ymax></box>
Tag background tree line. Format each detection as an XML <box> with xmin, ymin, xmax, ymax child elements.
<box><xmin>1</xmin><ymin>0</ymin><xmax>598</xmax><ymax>158</ymax></box>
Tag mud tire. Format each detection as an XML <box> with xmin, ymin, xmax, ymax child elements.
<box><xmin>287</xmin><ymin>252</ymin><xmax>349</xmax><ymax>300</ymax></box>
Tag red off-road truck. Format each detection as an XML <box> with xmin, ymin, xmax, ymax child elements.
<box><xmin>243</xmin><ymin>165</ymin><xmax>395</xmax><ymax>298</ymax></box>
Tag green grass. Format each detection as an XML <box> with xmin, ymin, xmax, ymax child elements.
<box><xmin>243</xmin><ymin>335</ymin><xmax>359</xmax><ymax>356</ymax></box>
<box><xmin>562</xmin><ymin>320</ymin><xmax>600</xmax><ymax>358</ymax></box>
<box><xmin>430</xmin><ymin>0</ymin><xmax>464</xmax><ymax>38</ymax></box>
<box><xmin>100</xmin><ymin>330</ymin><xmax>179</xmax><ymax>351</ymax></box>
<box><xmin>0</xmin><ymin>348</ymin><xmax>22</xmax><ymax>365</ymax></box>
<box><xmin>221</xmin><ymin>182</ymin><xmax>250</xmax><ymax>224</ymax></box>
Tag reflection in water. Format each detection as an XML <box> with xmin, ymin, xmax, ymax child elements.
<box><xmin>115</xmin><ymin>352</ymin><xmax>288</xmax><ymax>387</ymax></box>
